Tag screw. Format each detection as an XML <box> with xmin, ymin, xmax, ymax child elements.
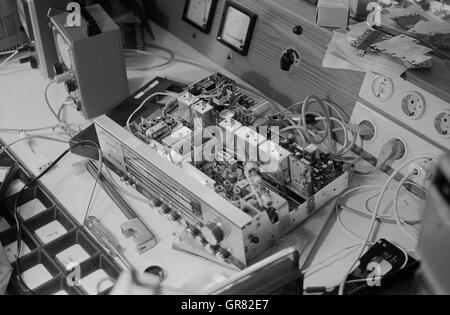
<box><xmin>293</xmin><ymin>25</ymin><xmax>303</xmax><ymax>35</ymax></box>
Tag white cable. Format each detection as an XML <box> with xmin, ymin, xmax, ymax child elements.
<box><xmin>0</xmin><ymin>136</ymin><xmax>68</xmax><ymax>157</ymax></box>
<box><xmin>339</xmin><ymin>187</ymin><xmax>422</xmax><ymax>225</ymax></box>
<box><xmin>124</xmin><ymin>49</ymin><xmax>212</xmax><ymax>72</ymax></box>
<box><xmin>0</xmin><ymin>50</ymin><xmax>19</xmax><ymax>70</ymax></box>
<box><xmin>304</xmin><ymin>244</ymin><xmax>362</xmax><ymax>277</ymax></box>
<box><xmin>394</xmin><ymin>171</ymin><xmax>420</xmax><ymax>243</ymax></box>
<box><xmin>125</xmin><ymin>92</ymin><xmax>179</xmax><ymax>128</ymax></box>
<box><xmin>338</xmin><ymin>155</ymin><xmax>440</xmax><ymax>295</ymax></box>
<box><xmin>0</xmin><ymin>50</ymin><xmax>19</xmax><ymax>56</ymax></box>
<box><xmin>44</xmin><ymin>81</ymin><xmax>77</xmax><ymax>136</ymax></box>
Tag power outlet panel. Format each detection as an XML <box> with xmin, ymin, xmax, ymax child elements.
<box><xmin>360</xmin><ymin>72</ymin><xmax>450</xmax><ymax>151</ymax></box>
<box><xmin>351</xmin><ymin>102</ymin><xmax>445</xmax><ymax>176</ymax></box>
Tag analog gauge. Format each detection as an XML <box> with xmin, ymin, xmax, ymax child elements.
<box><xmin>56</xmin><ymin>33</ymin><xmax>72</xmax><ymax>69</ymax></box>
<box><xmin>183</xmin><ymin>0</ymin><xmax>218</xmax><ymax>33</ymax></box>
<box><xmin>371</xmin><ymin>76</ymin><xmax>394</xmax><ymax>102</ymax></box>
<box><xmin>217</xmin><ymin>1</ymin><xmax>257</xmax><ymax>56</ymax></box>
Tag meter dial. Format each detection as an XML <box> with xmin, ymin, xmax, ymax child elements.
<box><xmin>183</xmin><ymin>0</ymin><xmax>218</xmax><ymax>33</ymax></box>
<box><xmin>217</xmin><ymin>2</ymin><xmax>257</xmax><ymax>56</ymax></box>
<box><xmin>371</xmin><ymin>76</ymin><xmax>394</xmax><ymax>102</ymax></box>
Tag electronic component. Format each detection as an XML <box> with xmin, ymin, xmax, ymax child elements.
<box><xmin>217</xmin><ymin>1</ymin><xmax>257</xmax><ymax>56</ymax></box>
<box><xmin>92</xmin><ymin>73</ymin><xmax>350</xmax><ymax>268</ymax></box>
<box><xmin>183</xmin><ymin>0</ymin><xmax>218</xmax><ymax>34</ymax></box>
<box><xmin>0</xmin><ymin>0</ymin><xmax>27</xmax><ymax>53</ymax></box>
<box><xmin>49</xmin><ymin>4</ymin><xmax>129</xmax><ymax>119</ymax></box>
<box><xmin>116</xmin><ymin>16</ymin><xmax>145</xmax><ymax>51</ymax></box>
<box><xmin>15</xmin><ymin>0</ymin><xmax>73</xmax><ymax>78</ymax></box>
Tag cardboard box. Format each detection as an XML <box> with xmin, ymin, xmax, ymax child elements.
<box><xmin>0</xmin><ymin>243</ymin><xmax>12</xmax><ymax>295</ymax></box>
<box><xmin>316</xmin><ymin>0</ymin><xmax>350</xmax><ymax>28</ymax></box>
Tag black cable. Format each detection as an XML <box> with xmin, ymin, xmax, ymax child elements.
<box><xmin>12</xmin><ymin>141</ymin><xmax>99</xmax><ymax>295</ymax></box>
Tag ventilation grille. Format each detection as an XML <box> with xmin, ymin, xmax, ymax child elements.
<box><xmin>0</xmin><ymin>14</ymin><xmax>18</xmax><ymax>41</ymax></box>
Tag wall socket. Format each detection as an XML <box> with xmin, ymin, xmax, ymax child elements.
<box><xmin>350</xmin><ymin>102</ymin><xmax>445</xmax><ymax>180</ymax></box>
<box><xmin>359</xmin><ymin>72</ymin><xmax>450</xmax><ymax>152</ymax></box>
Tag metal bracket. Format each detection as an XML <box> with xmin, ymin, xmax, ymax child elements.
<box><xmin>121</xmin><ymin>218</ymin><xmax>157</xmax><ymax>254</ymax></box>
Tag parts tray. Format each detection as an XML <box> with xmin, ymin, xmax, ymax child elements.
<box><xmin>0</xmin><ymin>141</ymin><xmax>122</xmax><ymax>295</ymax></box>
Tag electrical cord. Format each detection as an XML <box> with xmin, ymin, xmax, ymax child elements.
<box><xmin>339</xmin><ymin>186</ymin><xmax>422</xmax><ymax>226</ymax></box>
<box><xmin>338</xmin><ymin>155</ymin><xmax>439</xmax><ymax>295</ymax></box>
<box><xmin>0</xmin><ymin>136</ymin><xmax>68</xmax><ymax>157</ymax></box>
<box><xmin>0</xmin><ymin>124</ymin><xmax>73</xmax><ymax>135</ymax></box>
<box><xmin>0</xmin><ymin>50</ymin><xmax>20</xmax><ymax>70</ymax></box>
<box><xmin>303</xmin><ymin>243</ymin><xmax>362</xmax><ymax>278</ymax></box>
<box><xmin>124</xmin><ymin>49</ymin><xmax>212</xmax><ymax>72</ymax></box>
<box><xmin>125</xmin><ymin>92</ymin><xmax>179</xmax><ymax>128</ymax></box>
<box><xmin>44</xmin><ymin>81</ymin><xmax>77</xmax><ymax>137</ymax></box>
<box><xmin>394</xmin><ymin>171</ymin><xmax>420</xmax><ymax>243</ymax></box>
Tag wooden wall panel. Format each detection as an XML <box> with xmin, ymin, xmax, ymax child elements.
<box><xmin>148</xmin><ymin>0</ymin><xmax>365</xmax><ymax>115</ymax></box>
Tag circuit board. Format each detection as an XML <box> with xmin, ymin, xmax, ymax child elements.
<box><xmin>97</xmin><ymin>73</ymin><xmax>351</xmax><ymax>268</ymax></box>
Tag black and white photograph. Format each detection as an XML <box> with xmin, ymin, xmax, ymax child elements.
<box><xmin>0</xmin><ymin>0</ymin><xmax>449</xmax><ymax>299</ymax></box>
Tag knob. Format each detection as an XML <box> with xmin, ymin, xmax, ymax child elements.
<box><xmin>249</xmin><ymin>235</ymin><xmax>260</xmax><ymax>244</ymax></box>
<box><xmin>280</xmin><ymin>48</ymin><xmax>300</xmax><ymax>72</ymax></box>
<box><xmin>167</xmin><ymin>212</ymin><xmax>180</xmax><ymax>222</ymax></box>
<box><xmin>156</xmin><ymin>205</ymin><xmax>171</xmax><ymax>215</ymax></box>
<box><xmin>201</xmin><ymin>221</ymin><xmax>225</xmax><ymax>246</ymax></box>
<box><xmin>186</xmin><ymin>226</ymin><xmax>199</xmax><ymax>236</ymax></box>
<box><xmin>205</xmin><ymin>244</ymin><xmax>217</xmax><ymax>255</ymax></box>
<box><xmin>149</xmin><ymin>199</ymin><xmax>162</xmax><ymax>208</ymax></box>
<box><xmin>65</xmin><ymin>80</ymin><xmax>77</xmax><ymax>93</ymax></box>
<box><xmin>216</xmin><ymin>249</ymin><xmax>230</xmax><ymax>262</ymax></box>
<box><xmin>195</xmin><ymin>235</ymin><xmax>206</xmax><ymax>246</ymax></box>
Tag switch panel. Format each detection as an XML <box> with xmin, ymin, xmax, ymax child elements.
<box><xmin>350</xmin><ymin>102</ymin><xmax>445</xmax><ymax>179</ymax></box>
<box><xmin>360</xmin><ymin>72</ymin><xmax>450</xmax><ymax>151</ymax></box>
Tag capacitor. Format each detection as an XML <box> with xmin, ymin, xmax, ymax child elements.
<box><xmin>223</xmin><ymin>180</ymin><xmax>233</xmax><ymax>192</ymax></box>
<box><xmin>215</xmin><ymin>185</ymin><xmax>225</xmax><ymax>194</ymax></box>
<box><xmin>233</xmin><ymin>186</ymin><xmax>243</xmax><ymax>198</ymax></box>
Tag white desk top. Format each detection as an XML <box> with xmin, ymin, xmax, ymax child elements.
<box><xmin>0</xmin><ymin>23</ymin><xmax>422</xmax><ymax>293</ymax></box>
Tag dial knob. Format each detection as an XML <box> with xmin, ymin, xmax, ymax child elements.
<box><xmin>167</xmin><ymin>212</ymin><xmax>180</xmax><ymax>222</ymax></box>
<box><xmin>201</xmin><ymin>221</ymin><xmax>225</xmax><ymax>246</ymax></box>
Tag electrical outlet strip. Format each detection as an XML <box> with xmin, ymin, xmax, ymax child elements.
<box><xmin>359</xmin><ymin>72</ymin><xmax>450</xmax><ymax>152</ymax></box>
<box><xmin>350</xmin><ymin>102</ymin><xmax>445</xmax><ymax>179</ymax></box>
